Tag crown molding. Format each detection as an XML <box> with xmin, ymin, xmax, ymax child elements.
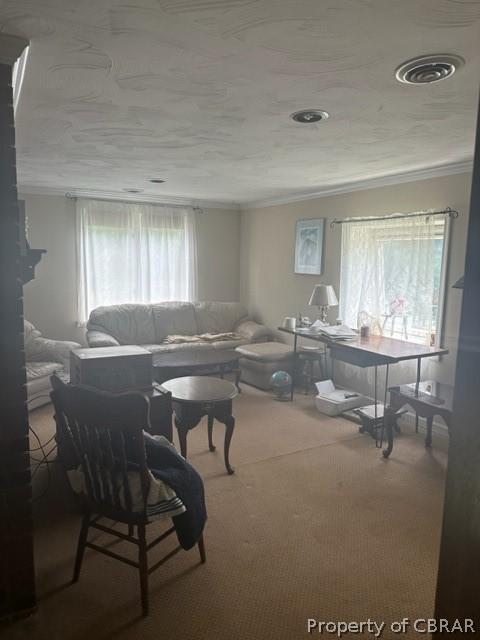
<box><xmin>0</xmin><ymin>34</ymin><xmax>29</xmax><ymax>66</ymax></box>
<box><xmin>18</xmin><ymin>160</ymin><xmax>473</xmax><ymax>211</ymax></box>
<box><xmin>17</xmin><ymin>184</ymin><xmax>241</xmax><ymax>211</ymax></box>
<box><xmin>242</xmin><ymin>160</ymin><xmax>474</xmax><ymax>210</ymax></box>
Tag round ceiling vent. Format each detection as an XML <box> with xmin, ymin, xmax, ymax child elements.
<box><xmin>148</xmin><ymin>178</ymin><xmax>165</xmax><ymax>184</ymax></box>
<box><xmin>395</xmin><ymin>54</ymin><xmax>464</xmax><ymax>85</ymax></box>
<box><xmin>290</xmin><ymin>109</ymin><xmax>330</xmax><ymax>123</ymax></box>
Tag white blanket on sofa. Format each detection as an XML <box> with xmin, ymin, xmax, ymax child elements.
<box><xmin>165</xmin><ymin>332</ymin><xmax>240</xmax><ymax>344</ymax></box>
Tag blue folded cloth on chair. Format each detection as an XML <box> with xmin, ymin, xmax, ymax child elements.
<box><xmin>143</xmin><ymin>432</ymin><xmax>207</xmax><ymax>550</ymax></box>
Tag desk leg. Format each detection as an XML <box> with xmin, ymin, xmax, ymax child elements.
<box><xmin>290</xmin><ymin>333</ymin><xmax>297</xmax><ymax>401</ymax></box>
<box><xmin>415</xmin><ymin>358</ymin><xmax>421</xmax><ymax>433</ymax></box>
<box><xmin>382</xmin><ymin>408</ymin><xmax>395</xmax><ymax>458</ymax></box>
<box><xmin>376</xmin><ymin>364</ymin><xmax>389</xmax><ymax>448</ymax></box>
<box><xmin>425</xmin><ymin>416</ymin><xmax>433</xmax><ymax>448</ymax></box>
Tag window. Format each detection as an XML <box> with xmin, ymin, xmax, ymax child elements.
<box><xmin>76</xmin><ymin>198</ymin><xmax>197</xmax><ymax>324</ymax></box>
<box><xmin>339</xmin><ymin>213</ymin><xmax>449</xmax><ymax>345</ymax></box>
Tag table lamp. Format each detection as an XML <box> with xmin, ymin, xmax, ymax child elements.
<box><xmin>309</xmin><ymin>284</ymin><xmax>338</xmax><ymax>323</ymax></box>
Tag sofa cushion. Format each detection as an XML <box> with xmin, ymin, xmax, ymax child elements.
<box><xmin>235</xmin><ymin>319</ymin><xmax>273</xmax><ymax>343</ymax></box>
<box><xmin>26</xmin><ymin>361</ymin><xmax>63</xmax><ymax>381</ymax></box>
<box><xmin>235</xmin><ymin>342</ymin><xmax>293</xmax><ymax>362</ymax></box>
<box><xmin>152</xmin><ymin>302</ymin><xmax>197</xmax><ymax>342</ymax></box>
<box><xmin>88</xmin><ymin>304</ymin><xmax>156</xmax><ymax>345</ymax></box>
<box><xmin>194</xmin><ymin>302</ymin><xmax>247</xmax><ymax>334</ymax></box>
<box><xmin>211</xmin><ymin>338</ymin><xmax>248</xmax><ymax>350</ymax></box>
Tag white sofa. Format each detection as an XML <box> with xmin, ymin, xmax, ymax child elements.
<box><xmin>25</xmin><ymin>320</ymin><xmax>81</xmax><ymax>409</ymax></box>
<box><xmin>86</xmin><ymin>302</ymin><xmax>273</xmax><ymax>354</ymax></box>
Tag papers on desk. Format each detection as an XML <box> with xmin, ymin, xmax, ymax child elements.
<box><xmin>311</xmin><ymin>319</ymin><xmax>328</xmax><ymax>330</ymax></box>
<box><xmin>295</xmin><ymin>321</ymin><xmax>357</xmax><ymax>340</ymax></box>
<box><xmin>315</xmin><ymin>324</ymin><xmax>357</xmax><ymax>341</ymax></box>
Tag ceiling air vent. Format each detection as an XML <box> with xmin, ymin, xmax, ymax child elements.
<box><xmin>290</xmin><ymin>109</ymin><xmax>330</xmax><ymax>123</ymax></box>
<box><xmin>395</xmin><ymin>54</ymin><xmax>464</xmax><ymax>85</ymax></box>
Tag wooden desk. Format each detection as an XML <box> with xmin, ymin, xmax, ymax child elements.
<box><xmin>278</xmin><ymin>327</ymin><xmax>448</xmax><ymax>414</ymax></box>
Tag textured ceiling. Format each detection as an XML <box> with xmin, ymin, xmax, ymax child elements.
<box><xmin>1</xmin><ymin>0</ymin><xmax>480</xmax><ymax>205</ymax></box>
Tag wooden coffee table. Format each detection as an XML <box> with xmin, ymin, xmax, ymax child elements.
<box><xmin>160</xmin><ymin>376</ymin><xmax>238</xmax><ymax>475</ymax></box>
<box><xmin>153</xmin><ymin>349</ymin><xmax>241</xmax><ymax>392</ymax></box>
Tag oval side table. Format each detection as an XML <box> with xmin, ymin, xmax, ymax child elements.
<box><xmin>160</xmin><ymin>376</ymin><xmax>238</xmax><ymax>475</ymax></box>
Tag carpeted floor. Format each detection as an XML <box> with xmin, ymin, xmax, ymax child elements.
<box><xmin>4</xmin><ymin>385</ymin><xmax>448</xmax><ymax>640</ymax></box>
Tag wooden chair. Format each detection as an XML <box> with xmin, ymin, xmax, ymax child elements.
<box><xmin>50</xmin><ymin>383</ymin><xmax>206</xmax><ymax>617</ymax></box>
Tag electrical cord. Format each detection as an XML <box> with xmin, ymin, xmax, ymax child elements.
<box><xmin>27</xmin><ymin>394</ymin><xmax>59</xmax><ymax>502</ymax></box>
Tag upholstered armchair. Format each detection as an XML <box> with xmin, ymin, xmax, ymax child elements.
<box><xmin>24</xmin><ymin>320</ymin><xmax>81</xmax><ymax>409</ymax></box>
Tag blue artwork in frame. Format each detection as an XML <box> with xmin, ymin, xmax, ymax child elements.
<box><xmin>294</xmin><ymin>218</ymin><xmax>325</xmax><ymax>275</ymax></box>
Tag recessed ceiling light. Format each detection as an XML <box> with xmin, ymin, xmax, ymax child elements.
<box><xmin>290</xmin><ymin>109</ymin><xmax>330</xmax><ymax>124</ymax></box>
<box><xmin>148</xmin><ymin>179</ymin><xmax>165</xmax><ymax>184</ymax></box>
<box><xmin>123</xmin><ymin>188</ymin><xmax>143</xmax><ymax>193</ymax></box>
<box><xmin>395</xmin><ymin>54</ymin><xmax>464</xmax><ymax>85</ymax></box>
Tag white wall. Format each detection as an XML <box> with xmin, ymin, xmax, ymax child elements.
<box><xmin>240</xmin><ymin>172</ymin><xmax>472</xmax><ymax>393</ymax></box>
<box><xmin>21</xmin><ymin>193</ymin><xmax>241</xmax><ymax>345</ymax></box>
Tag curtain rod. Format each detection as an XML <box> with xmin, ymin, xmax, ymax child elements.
<box><xmin>65</xmin><ymin>192</ymin><xmax>203</xmax><ymax>214</ymax></box>
<box><xmin>329</xmin><ymin>207</ymin><xmax>458</xmax><ymax>228</ymax></box>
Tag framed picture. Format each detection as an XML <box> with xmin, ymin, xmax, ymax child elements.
<box><xmin>294</xmin><ymin>218</ymin><xmax>325</xmax><ymax>274</ymax></box>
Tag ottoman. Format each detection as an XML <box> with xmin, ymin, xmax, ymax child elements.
<box><xmin>236</xmin><ymin>342</ymin><xmax>294</xmax><ymax>390</ymax></box>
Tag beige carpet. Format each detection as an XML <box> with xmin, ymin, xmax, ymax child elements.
<box><xmin>4</xmin><ymin>386</ymin><xmax>448</xmax><ymax>640</ymax></box>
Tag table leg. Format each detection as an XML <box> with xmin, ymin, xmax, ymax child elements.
<box><xmin>234</xmin><ymin>368</ymin><xmax>242</xmax><ymax>393</ymax></box>
<box><xmin>425</xmin><ymin>416</ymin><xmax>433</xmax><ymax>448</ymax></box>
<box><xmin>224</xmin><ymin>415</ymin><xmax>235</xmax><ymax>475</ymax></box>
<box><xmin>415</xmin><ymin>358</ymin><xmax>421</xmax><ymax>433</ymax></box>
<box><xmin>290</xmin><ymin>333</ymin><xmax>297</xmax><ymax>401</ymax></box>
<box><xmin>382</xmin><ymin>407</ymin><xmax>395</xmax><ymax>458</ymax></box>
<box><xmin>175</xmin><ymin>417</ymin><xmax>188</xmax><ymax>459</ymax></box>
<box><xmin>376</xmin><ymin>363</ymin><xmax>389</xmax><ymax>448</ymax></box>
<box><xmin>207</xmin><ymin>413</ymin><xmax>216</xmax><ymax>452</ymax></box>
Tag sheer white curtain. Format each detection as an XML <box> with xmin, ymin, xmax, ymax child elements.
<box><xmin>76</xmin><ymin>198</ymin><xmax>197</xmax><ymax>324</ymax></box>
<box><xmin>339</xmin><ymin>214</ymin><xmax>444</xmax><ymax>344</ymax></box>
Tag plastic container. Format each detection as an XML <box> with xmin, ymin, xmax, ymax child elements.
<box><xmin>315</xmin><ymin>380</ymin><xmax>366</xmax><ymax>416</ymax></box>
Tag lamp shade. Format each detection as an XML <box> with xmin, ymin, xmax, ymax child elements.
<box><xmin>309</xmin><ymin>284</ymin><xmax>338</xmax><ymax>307</ymax></box>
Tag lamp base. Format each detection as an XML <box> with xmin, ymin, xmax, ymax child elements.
<box><xmin>319</xmin><ymin>306</ymin><xmax>328</xmax><ymax>323</ymax></box>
